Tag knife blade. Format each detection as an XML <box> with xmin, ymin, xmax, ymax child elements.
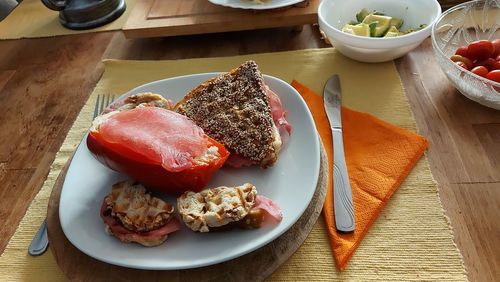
<box><xmin>323</xmin><ymin>75</ymin><xmax>355</xmax><ymax>232</ymax></box>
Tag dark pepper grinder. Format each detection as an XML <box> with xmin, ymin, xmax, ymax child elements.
<box><xmin>41</xmin><ymin>0</ymin><xmax>126</xmax><ymax>30</ymax></box>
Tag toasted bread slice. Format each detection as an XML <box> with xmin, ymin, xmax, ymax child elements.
<box><xmin>174</xmin><ymin>61</ymin><xmax>281</xmax><ymax>168</ymax></box>
<box><xmin>103</xmin><ymin>92</ymin><xmax>173</xmax><ymax>115</ymax></box>
<box><xmin>177</xmin><ymin>183</ymin><xmax>259</xmax><ymax>232</ymax></box>
<box><xmin>103</xmin><ymin>181</ymin><xmax>175</xmax><ymax>233</ymax></box>
<box><xmin>101</xmin><ymin>181</ymin><xmax>180</xmax><ymax>247</ymax></box>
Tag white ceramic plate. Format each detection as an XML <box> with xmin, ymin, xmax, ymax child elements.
<box><xmin>209</xmin><ymin>0</ymin><xmax>304</xmax><ymax>10</ymax></box>
<box><xmin>59</xmin><ymin>73</ymin><xmax>320</xmax><ymax>270</ymax></box>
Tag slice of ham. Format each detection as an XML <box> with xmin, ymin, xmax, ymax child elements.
<box><xmin>266</xmin><ymin>86</ymin><xmax>292</xmax><ymax>136</ymax></box>
<box><xmin>103</xmin><ymin>99</ymin><xmax>126</xmax><ymax>114</ymax></box>
<box><xmin>98</xmin><ymin>107</ymin><xmax>208</xmax><ymax>172</ymax></box>
<box><xmin>253</xmin><ymin>195</ymin><xmax>283</xmax><ymax>222</ymax></box>
<box><xmin>224</xmin><ymin>153</ymin><xmax>255</xmax><ymax>168</ymax></box>
<box><xmin>100</xmin><ymin>201</ymin><xmax>180</xmax><ymax>246</ymax></box>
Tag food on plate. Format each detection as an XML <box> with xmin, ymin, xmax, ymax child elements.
<box><xmin>87</xmin><ymin>106</ymin><xmax>230</xmax><ymax>193</ymax></box>
<box><xmin>341</xmin><ymin>8</ymin><xmax>426</xmax><ymax>38</ymax></box>
<box><xmin>175</xmin><ymin>61</ymin><xmax>291</xmax><ymax>168</ymax></box>
<box><xmin>100</xmin><ymin>181</ymin><xmax>180</xmax><ymax>246</ymax></box>
<box><xmin>177</xmin><ymin>183</ymin><xmax>282</xmax><ymax>232</ymax></box>
<box><xmin>451</xmin><ymin>39</ymin><xmax>500</xmax><ymax>83</ymax></box>
<box><xmin>103</xmin><ymin>92</ymin><xmax>174</xmax><ymax>114</ymax></box>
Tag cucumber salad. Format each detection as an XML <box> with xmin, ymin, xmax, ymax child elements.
<box><xmin>341</xmin><ymin>8</ymin><xmax>426</xmax><ymax>38</ymax></box>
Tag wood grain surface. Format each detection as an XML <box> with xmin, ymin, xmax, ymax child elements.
<box><xmin>46</xmin><ymin>147</ymin><xmax>327</xmax><ymax>281</ymax></box>
<box><xmin>0</xmin><ymin>25</ymin><xmax>498</xmax><ymax>281</ymax></box>
<box><xmin>395</xmin><ymin>39</ymin><xmax>500</xmax><ymax>282</ymax></box>
<box><xmin>122</xmin><ymin>0</ymin><xmax>318</xmax><ymax>38</ymax></box>
<box><xmin>438</xmin><ymin>0</ymin><xmax>469</xmax><ymax>9</ymax></box>
<box><xmin>0</xmin><ymin>32</ymin><xmax>115</xmax><ymax>254</ymax></box>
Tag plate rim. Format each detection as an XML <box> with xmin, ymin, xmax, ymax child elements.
<box><xmin>208</xmin><ymin>0</ymin><xmax>305</xmax><ymax>10</ymax></box>
<box><xmin>59</xmin><ymin>72</ymin><xmax>320</xmax><ymax>270</ymax></box>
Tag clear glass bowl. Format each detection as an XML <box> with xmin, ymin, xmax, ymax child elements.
<box><xmin>431</xmin><ymin>0</ymin><xmax>500</xmax><ymax>110</ymax></box>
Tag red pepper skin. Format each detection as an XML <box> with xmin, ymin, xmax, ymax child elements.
<box><xmin>87</xmin><ymin>131</ymin><xmax>229</xmax><ymax>194</ymax></box>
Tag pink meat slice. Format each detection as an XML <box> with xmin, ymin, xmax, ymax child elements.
<box><xmin>253</xmin><ymin>195</ymin><xmax>283</xmax><ymax>222</ymax></box>
<box><xmin>266</xmin><ymin>86</ymin><xmax>292</xmax><ymax>136</ymax></box>
<box><xmin>224</xmin><ymin>153</ymin><xmax>255</xmax><ymax>168</ymax></box>
<box><xmin>103</xmin><ymin>99</ymin><xmax>126</xmax><ymax>114</ymax></box>
<box><xmin>101</xmin><ymin>202</ymin><xmax>180</xmax><ymax>239</ymax></box>
<box><xmin>98</xmin><ymin>107</ymin><xmax>208</xmax><ymax>172</ymax></box>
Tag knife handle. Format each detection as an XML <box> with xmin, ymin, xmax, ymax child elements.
<box><xmin>332</xmin><ymin>129</ymin><xmax>355</xmax><ymax>232</ymax></box>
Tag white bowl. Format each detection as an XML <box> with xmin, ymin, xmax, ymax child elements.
<box><xmin>318</xmin><ymin>0</ymin><xmax>442</xmax><ymax>63</ymax></box>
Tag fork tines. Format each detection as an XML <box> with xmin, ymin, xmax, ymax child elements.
<box><xmin>93</xmin><ymin>94</ymin><xmax>116</xmax><ymax>119</ymax></box>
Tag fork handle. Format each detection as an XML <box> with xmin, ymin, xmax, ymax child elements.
<box><xmin>28</xmin><ymin>219</ymin><xmax>49</xmax><ymax>256</ymax></box>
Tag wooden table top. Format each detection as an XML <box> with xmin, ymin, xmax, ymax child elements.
<box><xmin>0</xmin><ymin>26</ymin><xmax>498</xmax><ymax>281</ymax></box>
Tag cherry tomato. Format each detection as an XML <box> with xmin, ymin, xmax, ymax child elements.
<box><xmin>471</xmin><ymin>66</ymin><xmax>488</xmax><ymax>77</ymax></box>
<box><xmin>455</xmin><ymin>46</ymin><xmax>469</xmax><ymax>58</ymax></box>
<box><xmin>486</xmin><ymin>70</ymin><xmax>500</xmax><ymax>83</ymax></box>
<box><xmin>450</xmin><ymin>55</ymin><xmax>472</xmax><ymax>68</ymax></box>
<box><xmin>496</xmin><ymin>54</ymin><xmax>500</xmax><ymax>61</ymax></box>
<box><xmin>492</xmin><ymin>39</ymin><xmax>500</xmax><ymax>57</ymax></box>
<box><xmin>472</xmin><ymin>58</ymin><xmax>496</xmax><ymax>70</ymax></box>
<box><xmin>491</xmin><ymin>61</ymin><xmax>500</xmax><ymax>71</ymax></box>
<box><xmin>467</xmin><ymin>40</ymin><xmax>494</xmax><ymax>60</ymax></box>
<box><xmin>455</xmin><ymin>61</ymin><xmax>469</xmax><ymax>70</ymax></box>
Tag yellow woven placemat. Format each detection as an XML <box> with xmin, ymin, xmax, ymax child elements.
<box><xmin>0</xmin><ymin>48</ymin><xmax>467</xmax><ymax>281</ymax></box>
<box><xmin>0</xmin><ymin>0</ymin><xmax>136</xmax><ymax>40</ymax></box>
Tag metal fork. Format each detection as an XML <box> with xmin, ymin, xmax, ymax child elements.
<box><xmin>28</xmin><ymin>94</ymin><xmax>115</xmax><ymax>256</ymax></box>
<box><xmin>93</xmin><ymin>94</ymin><xmax>116</xmax><ymax>119</ymax></box>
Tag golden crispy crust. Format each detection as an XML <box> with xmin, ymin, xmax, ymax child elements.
<box><xmin>174</xmin><ymin>61</ymin><xmax>278</xmax><ymax>168</ymax></box>
<box><xmin>121</xmin><ymin>92</ymin><xmax>173</xmax><ymax>110</ymax></box>
<box><xmin>177</xmin><ymin>183</ymin><xmax>257</xmax><ymax>232</ymax></box>
<box><xmin>104</xmin><ymin>181</ymin><xmax>174</xmax><ymax>233</ymax></box>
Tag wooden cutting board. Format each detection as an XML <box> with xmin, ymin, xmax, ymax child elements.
<box><xmin>122</xmin><ymin>0</ymin><xmax>319</xmax><ymax>38</ymax></box>
<box><xmin>46</xmin><ymin>145</ymin><xmax>328</xmax><ymax>281</ymax></box>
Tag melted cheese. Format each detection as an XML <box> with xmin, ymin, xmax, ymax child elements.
<box><xmin>177</xmin><ymin>183</ymin><xmax>257</xmax><ymax>232</ymax></box>
<box><xmin>104</xmin><ymin>181</ymin><xmax>174</xmax><ymax>232</ymax></box>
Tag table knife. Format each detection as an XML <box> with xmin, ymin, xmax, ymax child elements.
<box><xmin>323</xmin><ymin>75</ymin><xmax>355</xmax><ymax>232</ymax></box>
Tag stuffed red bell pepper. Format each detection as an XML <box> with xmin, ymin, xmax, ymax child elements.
<box><xmin>87</xmin><ymin>106</ymin><xmax>229</xmax><ymax>194</ymax></box>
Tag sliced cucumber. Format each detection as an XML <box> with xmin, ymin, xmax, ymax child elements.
<box><xmin>368</xmin><ymin>22</ymin><xmax>378</xmax><ymax>37</ymax></box>
<box><xmin>355</xmin><ymin>8</ymin><xmax>371</xmax><ymax>23</ymax></box>
<box><xmin>341</xmin><ymin>23</ymin><xmax>371</xmax><ymax>37</ymax></box>
<box><xmin>362</xmin><ymin>14</ymin><xmax>392</xmax><ymax>37</ymax></box>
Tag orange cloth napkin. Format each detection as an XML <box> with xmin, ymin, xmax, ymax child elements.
<box><xmin>291</xmin><ymin>80</ymin><xmax>429</xmax><ymax>271</ymax></box>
